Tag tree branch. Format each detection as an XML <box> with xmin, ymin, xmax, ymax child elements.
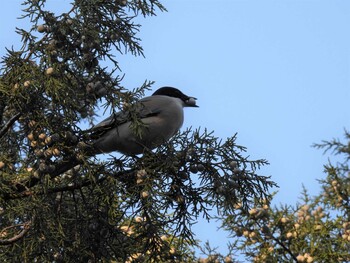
<box><xmin>0</xmin><ymin>219</ymin><xmax>32</xmax><ymax>246</ymax></box>
<box><xmin>8</xmin><ymin>176</ymin><xmax>99</xmax><ymax>200</ymax></box>
<box><xmin>4</xmin><ymin>164</ymin><xmax>135</xmax><ymax>201</ymax></box>
<box><xmin>0</xmin><ymin>112</ymin><xmax>21</xmax><ymax>138</ymax></box>
<box><xmin>271</xmin><ymin>234</ymin><xmax>298</xmax><ymax>262</ymax></box>
<box><xmin>14</xmin><ymin>156</ymin><xmax>82</xmax><ymax>194</ymax></box>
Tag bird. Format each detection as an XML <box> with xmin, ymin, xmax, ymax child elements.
<box><xmin>87</xmin><ymin>87</ymin><xmax>198</xmax><ymax>155</ymax></box>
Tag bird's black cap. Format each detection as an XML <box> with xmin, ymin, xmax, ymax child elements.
<box><xmin>152</xmin><ymin>87</ymin><xmax>198</xmax><ymax>107</ymax></box>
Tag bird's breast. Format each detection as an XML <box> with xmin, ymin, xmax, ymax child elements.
<box><xmin>142</xmin><ymin>103</ymin><xmax>184</xmax><ymax>140</ymax></box>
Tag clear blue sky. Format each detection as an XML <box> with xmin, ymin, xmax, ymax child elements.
<box><xmin>1</xmin><ymin>0</ymin><xmax>349</xmax><ymax>258</ymax></box>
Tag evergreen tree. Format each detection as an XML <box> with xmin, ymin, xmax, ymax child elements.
<box><xmin>0</xmin><ymin>1</ymin><xmax>275</xmax><ymax>262</ymax></box>
<box><xmin>215</xmin><ymin>132</ymin><xmax>350</xmax><ymax>263</ymax></box>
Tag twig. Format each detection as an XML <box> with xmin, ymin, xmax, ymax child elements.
<box><xmin>0</xmin><ymin>219</ymin><xmax>32</xmax><ymax>246</ymax></box>
<box><xmin>7</xmin><ymin>177</ymin><xmax>100</xmax><ymax>200</ymax></box>
<box><xmin>271</xmin><ymin>234</ymin><xmax>298</xmax><ymax>262</ymax></box>
<box><xmin>0</xmin><ymin>113</ymin><xmax>21</xmax><ymax>138</ymax></box>
<box><xmin>4</xmin><ymin>165</ymin><xmax>134</xmax><ymax>201</ymax></box>
<box><xmin>12</xmin><ymin>156</ymin><xmax>82</xmax><ymax>194</ymax></box>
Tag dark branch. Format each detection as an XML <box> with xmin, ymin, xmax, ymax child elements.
<box><xmin>5</xmin><ymin>156</ymin><xmax>82</xmax><ymax>199</ymax></box>
<box><xmin>4</xmin><ymin>162</ymin><xmax>135</xmax><ymax>201</ymax></box>
<box><xmin>8</xmin><ymin>175</ymin><xmax>100</xmax><ymax>200</ymax></box>
<box><xmin>0</xmin><ymin>219</ymin><xmax>32</xmax><ymax>246</ymax></box>
<box><xmin>0</xmin><ymin>113</ymin><xmax>21</xmax><ymax>138</ymax></box>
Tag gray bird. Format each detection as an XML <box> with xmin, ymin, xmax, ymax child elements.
<box><xmin>89</xmin><ymin>87</ymin><xmax>198</xmax><ymax>155</ymax></box>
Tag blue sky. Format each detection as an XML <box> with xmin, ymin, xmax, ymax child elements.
<box><xmin>1</xmin><ymin>0</ymin><xmax>350</xmax><ymax>258</ymax></box>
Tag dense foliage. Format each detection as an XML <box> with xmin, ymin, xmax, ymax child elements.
<box><xmin>202</xmin><ymin>132</ymin><xmax>349</xmax><ymax>263</ymax></box>
<box><xmin>0</xmin><ymin>1</ymin><xmax>275</xmax><ymax>262</ymax></box>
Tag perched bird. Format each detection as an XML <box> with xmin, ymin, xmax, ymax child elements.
<box><xmin>88</xmin><ymin>87</ymin><xmax>198</xmax><ymax>155</ymax></box>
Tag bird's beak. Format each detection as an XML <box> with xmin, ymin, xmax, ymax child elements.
<box><xmin>185</xmin><ymin>97</ymin><xmax>199</xmax><ymax>107</ymax></box>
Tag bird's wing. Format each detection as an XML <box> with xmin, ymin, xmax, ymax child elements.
<box><xmin>90</xmin><ymin>111</ymin><xmax>126</xmax><ymax>130</ymax></box>
<box><xmin>88</xmin><ymin>97</ymin><xmax>162</xmax><ymax>136</ymax></box>
<box><xmin>134</xmin><ymin>97</ymin><xmax>164</xmax><ymax>119</ymax></box>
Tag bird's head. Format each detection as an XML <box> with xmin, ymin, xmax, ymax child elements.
<box><xmin>152</xmin><ymin>87</ymin><xmax>199</xmax><ymax>107</ymax></box>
